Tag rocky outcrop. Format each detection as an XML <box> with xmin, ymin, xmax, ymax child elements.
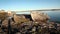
<box><xmin>0</xmin><ymin>11</ymin><xmax>8</xmax><ymax>20</ymax></box>
<box><xmin>31</xmin><ymin>11</ymin><xmax>50</xmax><ymax>23</ymax></box>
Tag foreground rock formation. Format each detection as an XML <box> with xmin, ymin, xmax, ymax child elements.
<box><xmin>0</xmin><ymin>10</ymin><xmax>29</xmax><ymax>26</ymax></box>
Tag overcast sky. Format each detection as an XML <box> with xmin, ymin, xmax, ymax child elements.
<box><xmin>0</xmin><ymin>0</ymin><xmax>60</xmax><ymax>11</ymax></box>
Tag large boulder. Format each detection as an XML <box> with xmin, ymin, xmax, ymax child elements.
<box><xmin>14</xmin><ymin>15</ymin><xmax>29</xmax><ymax>24</ymax></box>
<box><xmin>31</xmin><ymin>11</ymin><xmax>50</xmax><ymax>23</ymax></box>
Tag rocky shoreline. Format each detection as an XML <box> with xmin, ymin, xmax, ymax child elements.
<box><xmin>0</xmin><ymin>11</ymin><xmax>60</xmax><ymax>34</ymax></box>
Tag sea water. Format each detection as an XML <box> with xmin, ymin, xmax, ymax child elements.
<box><xmin>43</xmin><ymin>11</ymin><xmax>60</xmax><ymax>23</ymax></box>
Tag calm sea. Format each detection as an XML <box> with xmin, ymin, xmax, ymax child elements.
<box><xmin>42</xmin><ymin>11</ymin><xmax>60</xmax><ymax>23</ymax></box>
